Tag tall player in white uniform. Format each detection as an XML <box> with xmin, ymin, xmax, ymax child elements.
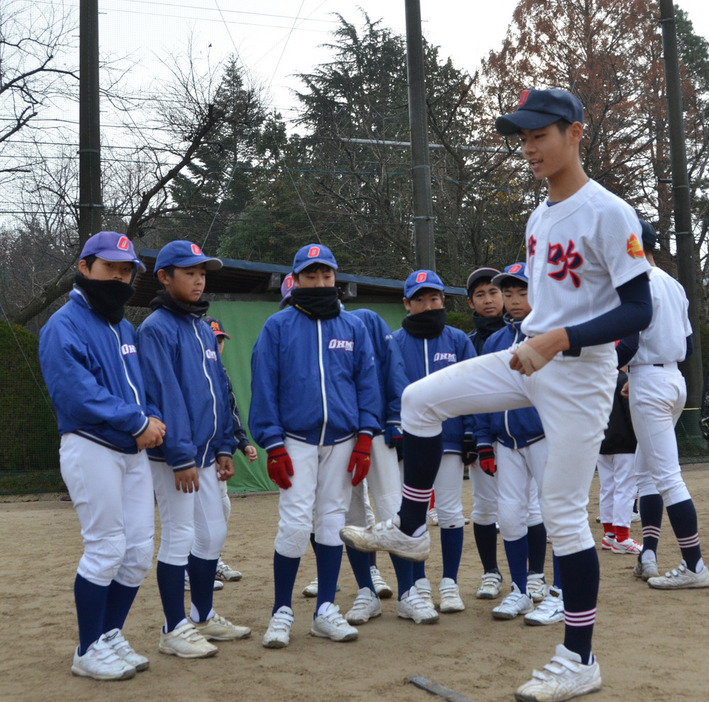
<box><xmin>627</xmin><ymin>220</ymin><xmax>709</xmax><ymax>588</ymax></box>
<box><xmin>341</xmin><ymin>88</ymin><xmax>653</xmax><ymax>702</ymax></box>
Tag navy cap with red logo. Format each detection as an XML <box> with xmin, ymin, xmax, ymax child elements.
<box><xmin>292</xmin><ymin>244</ymin><xmax>338</xmax><ymax>274</ymax></box>
<box><xmin>204</xmin><ymin>315</ymin><xmax>231</xmax><ymax>340</ymax></box>
<box><xmin>80</xmin><ymin>231</ymin><xmax>146</xmax><ymax>273</ymax></box>
<box><xmin>496</xmin><ymin>88</ymin><xmax>584</xmax><ymax>136</ymax></box>
<box><xmin>153</xmin><ymin>240</ymin><xmax>222</xmax><ymax>277</ymax></box>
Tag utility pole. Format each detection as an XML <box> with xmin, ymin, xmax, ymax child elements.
<box><xmin>404</xmin><ymin>0</ymin><xmax>435</xmax><ymax>270</ymax></box>
<box><xmin>659</xmin><ymin>0</ymin><xmax>703</xmax><ymax>409</ymax></box>
<box><xmin>79</xmin><ymin>0</ymin><xmax>102</xmax><ymax>244</ymax></box>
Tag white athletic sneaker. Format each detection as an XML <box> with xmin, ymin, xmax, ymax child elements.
<box><xmin>438</xmin><ymin>577</ymin><xmax>465</xmax><ymax>613</ymax></box>
<box><xmin>633</xmin><ymin>557</ymin><xmax>659</xmax><ymax>581</ymax></box>
<box><xmin>311</xmin><ymin>603</ymin><xmax>359</xmax><ymax>641</ymax></box>
<box><xmin>427</xmin><ymin>508</ymin><xmax>439</xmax><ymax>526</ymax></box>
<box><xmin>524</xmin><ymin>586</ymin><xmax>564</xmax><ymax>626</ymax></box>
<box><xmin>370</xmin><ymin>566</ymin><xmax>393</xmax><ymax>599</ymax></box>
<box><xmin>340</xmin><ymin>516</ymin><xmax>430</xmax><ymax>561</ymax></box>
<box><xmin>514</xmin><ymin>644</ymin><xmax>602</xmax><ymax>701</ymax></box>
<box><xmin>302</xmin><ymin>578</ymin><xmax>319</xmax><ymax>597</ymax></box>
<box><xmin>345</xmin><ymin>587</ymin><xmax>382</xmax><ymax>624</ymax></box>
<box><xmin>102</xmin><ymin>628</ymin><xmax>149</xmax><ymax>671</ymax></box>
<box><xmin>159</xmin><ymin>621</ymin><xmax>218</xmax><ymax>658</ymax></box>
<box><xmin>191</xmin><ymin>612</ymin><xmax>251</xmax><ymax>640</ymax></box>
<box><xmin>611</xmin><ymin>537</ymin><xmax>642</xmax><ymax>555</ymax></box>
<box><xmin>215</xmin><ymin>558</ymin><xmax>242</xmax><ymax>582</ymax></box>
<box><xmin>647</xmin><ymin>561</ymin><xmax>709</xmax><ymax>590</ymax></box>
<box><xmin>476</xmin><ymin>571</ymin><xmax>503</xmax><ymax>599</ymax></box>
<box><xmin>526</xmin><ymin>573</ymin><xmax>547</xmax><ymax>602</ymax></box>
<box><xmin>631</xmin><ymin>509</ymin><xmax>641</xmax><ymax>523</ymax></box>
<box><xmin>262</xmin><ymin>606</ymin><xmax>294</xmax><ymax>649</ymax></box>
<box><xmin>184</xmin><ymin>571</ymin><xmax>223</xmax><ymax>591</ymax></box>
<box><xmin>396</xmin><ymin>586</ymin><xmax>439</xmax><ymax>624</ymax></box>
<box><xmin>492</xmin><ymin>582</ymin><xmax>534</xmax><ymax>620</ymax></box>
<box><xmin>601</xmin><ymin>533</ymin><xmax>615</xmax><ymax>550</ymax></box>
<box><xmin>414</xmin><ymin>577</ymin><xmax>434</xmax><ymax>609</ymax></box>
<box><xmin>71</xmin><ymin>638</ymin><xmax>136</xmax><ymax>680</ymax></box>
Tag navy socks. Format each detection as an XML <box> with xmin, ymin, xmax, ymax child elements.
<box><xmin>156</xmin><ymin>561</ymin><xmax>187</xmax><ymax>633</ymax></box>
<box><xmin>273</xmin><ymin>551</ymin><xmax>300</xmax><ymax>613</ymax></box>
<box><xmin>398</xmin><ymin>432</ymin><xmax>442</xmax><ymax>535</ymax></box>
<box><xmin>74</xmin><ymin>574</ymin><xmax>108</xmax><ymax>655</ymax></box>
<box><xmin>103</xmin><ymin>580</ymin><xmax>139</xmax><ymax>633</ymax></box>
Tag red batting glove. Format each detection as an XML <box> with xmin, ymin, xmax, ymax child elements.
<box><xmin>478</xmin><ymin>445</ymin><xmax>496</xmax><ymax>476</ymax></box>
<box><xmin>267</xmin><ymin>446</ymin><xmax>294</xmax><ymax>489</ymax></box>
<box><xmin>348</xmin><ymin>434</ymin><xmax>372</xmax><ymax>486</ymax></box>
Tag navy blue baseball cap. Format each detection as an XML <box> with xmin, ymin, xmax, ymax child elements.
<box><xmin>292</xmin><ymin>243</ymin><xmax>338</xmax><ymax>274</ymax></box>
<box><xmin>466</xmin><ymin>266</ymin><xmax>501</xmax><ymax>294</ymax></box>
<box><xmin>639</xmin><ymin>220</ymin><xmax>657</xmax><ymax>250</ymax></box>
<box><xmin>496</xmin><ymin>89</ymin><xmax>584</xmax><ymax>135</ymax></box>
<box><xmin>153</xmin><ymin>240</ymin><xmax>222</xmax><ymax>276</ymax></box>
<box><xmin>80</xmin><ymin>231</ymin><xmax>146</xmax><ymax>273</ymax></box>
<box><xmin>404</xmin><ymin>269</ymin><xmax>445</xmax><ymax>299</ymax></box>
<box><xmin>492</xmin><ymin>262</ymin><xmax>529</xmax><ymax>287</ymax></box>
<box><xmin>204</xmin><ymin>315</ymin><xmax>231</xmax><ymax>340</ymax></box>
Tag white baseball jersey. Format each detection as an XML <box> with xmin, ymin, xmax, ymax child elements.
<box><xmin>522</xmin><ymin>179</ymin><xmax>651</xmax><ymax>337</ymax></box>
<box><xmin>630</xmin><ymin>266</ymin><xmax>692</xmax><ymax>366</ymax></box>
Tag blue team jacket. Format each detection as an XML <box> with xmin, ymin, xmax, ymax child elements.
<box><xmin>349</xmin><ymin>308</ymin><xmax>408</xmax><ymax>434</ymax></box>
<box><xmin>474</xmin><ymin>318</ymin><xmax>545</xmax><ymax>449</ymax></box>
<box><xmin>39</xmin><ymin>287</ymin><xmax>151</xmax><ymax>453</ymax></box>
<box><xmin>393</xmin><ymin>323</ymin><xmax>476</xmax><ymax>453</ymax></box>
<box><xmin>249</xmin><ymin>306</ymin><xmax>380</xmax><ymax>450</ymax></box>
<box><xmin>137</xmin><ymin>307</ymin><xmax>236</xmax><ymax>470</ymax></box>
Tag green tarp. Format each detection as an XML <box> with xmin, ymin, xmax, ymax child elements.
<box><xmin>209</xmin><ymin>300</ymin><xmax>406</xmax><ymax>492</ymax></box>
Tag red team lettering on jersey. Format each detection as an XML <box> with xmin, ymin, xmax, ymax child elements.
<box><xmin>547</xmin><ymin>240</ymin><xmax>583</xmax><ymax>288</ymax></box>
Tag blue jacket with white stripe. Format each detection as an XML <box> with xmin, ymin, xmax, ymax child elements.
<box><xmin>137</xmin><ymin>303</ymin><xmax>236</xmax><ymax>470</ymax></box>
<box><xmin>249</xmin><ymin>305</ymin><xmax>380</xmax><ymax>450</ymax></box>
<box><xmin>39</xmin><ymin>287</ymin><xmax>151</xmax><ymax>454</ymax></box>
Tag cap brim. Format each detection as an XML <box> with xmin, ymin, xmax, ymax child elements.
<box><xmin>466</xmin><ymin>267</ymin><xmax>500</xmax><ymax>291</ymax></box>
<box><xmin>97</xmin><ymin>253</ymin><xmax>147</xmax><ymax>274</ymax></box>
<box><xmin>491</xmin><ymin>273</ymin><xmax>527</xmax><ymax>287</ymax></box>
<box><xmin>293</xmin><ymin>258</ymin><xmax>338</xmax><ymax>274</ymax></box>
<box><xmin>495</xmin><ymin>110</ymin><xmax>562</xmax><ymax>135</ymax></box>
<box><xmin>405</xmin><ymin>283</ymin><xmax>445</xmax><ymax>299</ymax></box>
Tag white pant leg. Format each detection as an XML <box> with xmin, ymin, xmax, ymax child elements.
<box><xmin>60</xmin><ymin>434</ymin><xmax>152</xmax><ymax>587</ymax></box>
<box><xmin>525</xmin><ymin>442</ymin><xmax>546</xmax><ymax>526</ymax></box>
<box><xmin>433</xmin><ymin>454</ymin><xmax>465</xmax><ymax>529</ymax></box>
<box><xmin>496</xmin><ymin>443</ymin><xmax>533</xmax><ymax>541</ymax></box>
<box><xmin>151</xmin><ymin>460</ymin><xmax>195</xmax><ymax>566</ymax></box>
<box><xmin>313</xmin><ymin>440</ymin><xmax>355</xmax><ymax>546</ymax></box>
<box><xmin>346</xmin><ymin>481</ymin><xmax>368</xmax><ymax>527</ymax></box>
<box><xmin>609</xmin><ymin>453</ymin><xmax>637</xmax><ymax>529</ymax></box>
<box><xmin>597</xmin><ymin>454</ymin><xmax>616</xmax><ymax>525</ymax></box>
<box><xmin>470</xmin><ymin>456</ymin><xmax>499</xmax><ymax>525</ymax></box>
<box><xmin>219</xmin><ymin>479</ymin><xmax>231</xmax><ymax>523</ymax></box>
<box><xmin>634</xmin><ymin>444</ymin><xmax>660</xmax><ymax>497</ymax></box>
<box><xmin>192</xmin><ymin>464</ymin><xmax>228</xmax><ymax>560</ymax></box>
<box><xmin>365</xmin><ymin>434</ymin><xmax>402</xmax><ymax>521</ymax></box>
<box><xmin>114</xmin><ymin>450</ymin><xmax>155</xmax><ymax>587</ymax></box>
<box><xmin>629</xmin><ymin>365</ymin><xmax>690</xmax><ymax>507</ymax></box>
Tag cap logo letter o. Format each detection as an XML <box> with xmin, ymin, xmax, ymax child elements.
<box><xmin>416</xmin><ymin>271</ymin><xmax>427</xmax><ymax>283</ymax></box>
<box><xmin>117</xmin><ymin>236</ymin><xmax>130</xmax><ymax>251</ymax></box>
<box><xmin>308</xmin><ymin>246</ymin><xmax>320</xmax><ymax>258</ymax></box>
<box><xmin>191</xmin><ymin>244</ymin><xmax>202</xmax><ymax>255</ymax></box>
<box><xmin>509</xmin><ymin>263</ymin><xmax>523</xmax><ymax>274</ymax></box>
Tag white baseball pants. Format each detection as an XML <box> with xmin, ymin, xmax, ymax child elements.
<box><xmin>597</xmin><ymin>453</ymin><xmax>637</xmax><ymax>528</ymax></box>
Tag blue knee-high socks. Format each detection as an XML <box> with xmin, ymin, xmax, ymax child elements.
<box><xmin>398</xmin><ymin>432</ymin><xmax>442</xmax><ymax>535</ymax></box>
<box><xmin>75</xmin><ymin>574</ymin><xmax>109</xmax><ymax>655</ymax></box>
<box><xmin>666</xmin><ymin>498</ymin><xmax>703</xmax><ymax>572</ymax></box>
<box><xmin>187</xmin><ymin>553</ymin><xmax>218</xmax><ymax>622</ymax></box>
<box><xmin>346</xmin><ymin>545</ymin><xmax>376</xmax><ymax>592</ymax></box>
<box><xmin>273</xmin><ymin>551</ymin><xmax>300</xmax><ymax>613</ymax></box>
<box><xmin>440</xmin><ymin>526</ymin><xmax>464</xmax><ymax>581</ymax></box>
<box><xmin>103</xmin><ymin>580</ymin><xmax>139</xmax><ymax>633</ymax></box>
<box><xmin>156</xmin><ymin>561</ymin><xmax>187</xmax><ymax>633</ymax></box>
<box><xmin>315</xmin><ymin>543</ymin><xmax>343</xmax><ymax>613</ymax></box>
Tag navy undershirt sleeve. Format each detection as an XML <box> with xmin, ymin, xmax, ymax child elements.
<box><xmin>565</xmin><ymin>273</ymin><xmax>652</xmax><ymax>349</ymax></box>
<box><xmin>615</xmin><ymin>333</ymin><xmax>639</xmax><ymax>368</ymax></box>
<box><xmin>686</xmin><ymin>334</ymin><xmax>693</xmax><ymax>359</ymax></box>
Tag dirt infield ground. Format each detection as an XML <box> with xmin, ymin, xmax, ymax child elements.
<box><xmin>2</xmin><ymin>466</ymin><xmax>708</xmax><ymax>702</ymax></box>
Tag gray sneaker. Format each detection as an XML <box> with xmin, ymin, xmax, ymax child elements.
<box><xmin>526</xmin><ymin>573</ymin><xmax>547</xmax><ymax>602</ymax></box>
<box><xmin>345</xmin><ymin>587</ymin><xmax>382</xmax><ymax>625</ymax></box>
<box><xmin>159</xmin><ymin>622</ymin><xmax>218</xmax><ymax>658</ymax></box>
<box><xmin>514</xmin><ymin>644</ymin><xmax>601</xmax><ymax>701</ymax></box>
<box><xmin>340</xmin><ymin>516</ymin><xmax>430</xmax><ymax>561</ymax></box>
<box><xmin>71</xmin><ymin>638</ymin><xmax>136</xmax><ymax>680</ymax></box>
<box><xmin>397</xmin><ymin>586</ymin><xmax>439</xmax><ymax>624</ymax></box>
<box><xmin>647</xmin><ymin>561</ymin><xmax>709</xmax><ymax>590</ymax></box>
<box><xmin>492</xmin><ymin>583</ymin><xmax>534</xmax><ymax>620</ymax></box>
<box><xmin>524</xmin><ymin>586</ymin><xmax>564</xmax><ymax>626</ymax></box>
<box><xmin>476</xmin><ymin>571</ymin><xmax>503</xmax><ymax>599</ymax></box>
<box><xmin>633</xmin><ymin>557</ymin><xmax>659</xmax><ymax>581</ymax></box>
<box><xmin>311</xmin><ymin>603</ymin><xmax>358</xmax><ymax>641</ymax></box>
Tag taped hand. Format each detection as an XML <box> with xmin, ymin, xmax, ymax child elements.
<box><xmin>348</xmin><ymin>434</ymin><xmax>372</xmax><ymax>486</ymax></box>
<box><xmin>511</xmin><ymin>341</ymin><xmax>550</xmax><ymax>376</ymax></box>
<box><xmin>267</xmin><ymin>446</ymin><xmax>294</xmax><ymax>489</ymax></box>
<box><xmin>478</xmin><ymin>445</ymin><xmax>496</xmax><ymax>476</ymax></box>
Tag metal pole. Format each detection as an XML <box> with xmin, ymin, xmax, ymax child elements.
<box><xmin>659</xmin><ymin>0</ymin><xmax>703</xmax><ymax>408</ymax></box>
<box><xmin>79</xmin><ymin>0</ymin><xmax>102</xmax><ymax>245</ymax></box>
<box><xmin>404</xmin><ymin>0</ymin><xmax>435</xmax><ymax>270</ymax></box>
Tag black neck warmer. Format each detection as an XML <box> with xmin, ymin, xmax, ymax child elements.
<box><xmin>401</xmin><ymin>308</ymin><xmax>447</xmax><ymax>338</ymax></box>
<box><xmin>150</xmin><ymin>289</ymin><xmax>210</xmax><ymax>316</ymax></box>
<box><xmin>74</xmin><ymin>273</ymin><xmax>134</xmax><ymax>324</ymax></box>
<box><xmin>472</xmin><ymin>313</ymin><xmax>505</xmax><ymax>342</ymax></box>
<box><xmin>290</xmin><ymin>287</ymin><xmax>341</xmax><ymax>320</ymax></box>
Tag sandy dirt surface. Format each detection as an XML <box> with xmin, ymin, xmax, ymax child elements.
<box><xmin>2</xmin><ymin>466</ymin><xmax>708</xmax><ymax>702</ymax></box>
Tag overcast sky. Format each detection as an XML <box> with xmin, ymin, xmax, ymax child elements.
<box><xmin>97</xmin><ymin>0</ymin><xmax>709</xmax><ymax>124</ymax></box>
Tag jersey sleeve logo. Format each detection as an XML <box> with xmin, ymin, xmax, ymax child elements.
<box><xmin>547</xmin><ymin>240</ymin><xmax>583</xmax><ymax>288</ymax></box>
<box><xmin>626</xmin><ymin>233</ymin><xmax>645</xmax><ymax>259</ymax></box>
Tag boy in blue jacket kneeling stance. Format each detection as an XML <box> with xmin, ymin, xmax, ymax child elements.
<box><xmin>250</xmin><ymin>243</ymin><xmax>379</xmax><ymax>648</ymax></box>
